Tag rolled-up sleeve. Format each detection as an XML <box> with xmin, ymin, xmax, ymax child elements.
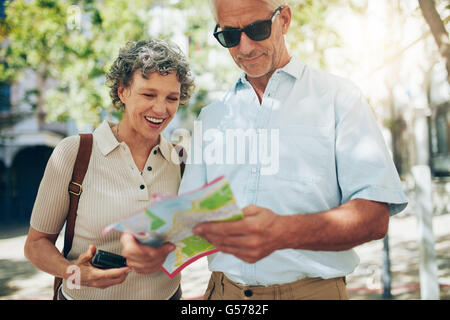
<box><xmin>335</xmin><ymin>89</ymin><xmax>408</xmax><ymax>216</ymax></box>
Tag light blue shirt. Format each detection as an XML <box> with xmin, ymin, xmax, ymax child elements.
<box><xmin>179</xmin><ymin>56</ymin><xmax>408</xmax><ymax>286</ymax></box>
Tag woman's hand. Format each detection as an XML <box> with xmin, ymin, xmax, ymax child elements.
<box><xmin>72</xmin><ymin>245</ymin><xmax>131</xmax><ymax>289</ymax></box>
<box><xmin>120</xmin><ymin>233</ymin><xmax>176</xmax><ymax>274</ymax></box>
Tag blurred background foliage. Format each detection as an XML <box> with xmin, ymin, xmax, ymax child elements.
<box><xmin>0</xmin><ymin>0</ymin><xmax>368</xmax><ymax>127</ymax></box>
<box><xmin>0</xmin><ymin>0</ymin><xmax>448</xmax><ymax>130</ymax></box>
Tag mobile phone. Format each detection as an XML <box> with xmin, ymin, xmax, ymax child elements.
<box><xmin>91</xmin><ymin>249</ymin><xmax>127</xmax><ymax>269</ymax></box>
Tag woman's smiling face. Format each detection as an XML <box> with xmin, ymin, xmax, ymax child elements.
<box><xmin>118</xmin><ymin>70</ymin><xmax>181</xmax><ymax>141</ymax></box>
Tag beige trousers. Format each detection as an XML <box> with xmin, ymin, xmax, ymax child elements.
<box><xmin>204</xmin><ymin>271</ymin><xmax>349</xmax><ymax>300</ymax></box>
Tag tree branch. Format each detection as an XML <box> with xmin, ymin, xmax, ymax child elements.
<box><xmin>418</xmin><ymin>0</ymin><xmax>450</xmax><ymax>82</ymax></box>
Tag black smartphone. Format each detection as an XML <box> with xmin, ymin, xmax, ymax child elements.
<box><xmin>91</xmin><ymin>249</ymin><xmax>127</xmax><ymax>269</ymax></box>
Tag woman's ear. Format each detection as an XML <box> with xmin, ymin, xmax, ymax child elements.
<box><xmin>117</xmin><ymin>85</ymin><xmax>127</xmax><ymax>106</ymax></box>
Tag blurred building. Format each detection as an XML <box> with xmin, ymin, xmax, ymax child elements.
<box><xmin>0</xmin><ymin>73</ymin><xmax>70</xmax><ymax>225</ymax></box>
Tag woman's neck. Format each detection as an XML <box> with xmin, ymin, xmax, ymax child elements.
<box><xmin>115</xmin><ymin>120</ymin><xmax>159</xmax><ymax>171</ymax></box>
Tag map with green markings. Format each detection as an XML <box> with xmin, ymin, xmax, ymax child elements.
<box><xmin>104</xmin><ymin>177</ymin><xmax>243</xmax><ymax>277</ymax></box>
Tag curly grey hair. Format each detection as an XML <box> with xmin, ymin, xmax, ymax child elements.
<box><xmin>106</xmin><ymin>39</ymin><xmax>195</xmax><ymax>110</ymax></box>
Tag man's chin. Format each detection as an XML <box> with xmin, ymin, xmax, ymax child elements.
<box><xmin>245</xmin><ymin>69</ymin><xmax>273</xmax><ymax>80</ymax></box>
<box><xmin>241</xmin><ymin>62</ymin><xmax>274</xmax><ymax>80</ymax></box>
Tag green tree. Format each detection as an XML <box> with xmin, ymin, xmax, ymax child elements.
<box><xmin>418</xmin><ymin>0</ymin><xmax>450</xmax><ymax>82</ymax></box>
<box><xmin>1</xmin><ymin>0</ymin><xmax>155</xmax><ymax>128</ymax></box>
<box><xmin>171</xmin><ymin>0</ymin><xmax>360</xmax><ymax>117</ymax></box>
<box><xmin>1</xmin><ymin>0</ymin><xmax>362</xmax><ymax>128</ymax></box>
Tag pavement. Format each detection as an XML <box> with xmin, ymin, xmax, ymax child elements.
<box><xmin>0</xmin><ymin>211</ymin><xmax>449</xmax><ymax>300</ymax></box>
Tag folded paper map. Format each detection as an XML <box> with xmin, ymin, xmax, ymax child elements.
<box><xmin>103</xmin><ymin>176</ymin><xmax>243</xmax><ymax>278</ymax></box>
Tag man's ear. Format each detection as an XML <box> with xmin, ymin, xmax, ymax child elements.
<box><xmin>280</xmin><ymin>6</ymin><xmax>291</xmax><ymax>35</ymax></box>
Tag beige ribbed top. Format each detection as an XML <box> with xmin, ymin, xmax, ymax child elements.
<box><xmin>30</xmin><ymin>120</ymin><xmax>181</xmax><ymax>299</ymax></box>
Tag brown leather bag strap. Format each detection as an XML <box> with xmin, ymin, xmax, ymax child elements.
<box><xmin>53</xmin><ymin>133</ymin><xmax>93</xmax><ymax>300</ymax></box>
<box><xmin>63</xmin><ymin>133</ymin><xmax>93</xmax><ymax>258</ymax></box>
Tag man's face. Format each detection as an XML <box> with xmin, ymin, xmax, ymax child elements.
<box><xmin>215</xmin><ymin>0</ymin><xmax>289</xmax><ymax>80</ymax></box>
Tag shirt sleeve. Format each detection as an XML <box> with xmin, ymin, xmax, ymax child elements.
<box><xmin>335</xmin><ymin>89</ymin><xmax>408</xmax><ymax>216</ymax></box>
<box><xmin>29</xmin><ymin>136</ymin><xmax>80</xmax><ymax>234</ymax></box>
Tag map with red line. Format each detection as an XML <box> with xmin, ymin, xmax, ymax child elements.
<box><xmin>103</xmin><ymin>176</ymin><xmax>243</xmax><ymax>277</ymax></box>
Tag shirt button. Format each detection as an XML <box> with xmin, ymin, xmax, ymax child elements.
<box><xmin>147</xmin><ymin>166</ymin><xmax>152</xmax><ymax>171</ymax></box>
<box><xmin>140</xmin><ymin>185</ymin><xmax>145</xmax><ymax>190</ymax></box>
<box><xmin>153</xmin><ymin>149</ymin><xmax>158</xmax><ymax>155</ymax></box>
<box><xmin>244</xmin><ymin>289</ymin><xmax>253</xmax><ymax>297</ymax></box>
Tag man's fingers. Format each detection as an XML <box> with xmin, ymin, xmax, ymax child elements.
<box><xmin>193</xmin><ymin>206</ymin><xmax>263</xmax><ymax>236</ymax></box>
<box><xmin>193</xmin><ymin>220</ymin><xmax>247</xmax><ymax>237</ymax></box>
<box><xmin>242</xmin><ymin>204</ymin><xmax>260</xmax><ymax>216</ymax></box>
<box><xmin>201</xmin><ymin>233</ymin><xmax>249</xmax><ymax>248</ymax></box>
<box><xmin>212</xmin><ymin>244</ymin><xmax>263</xmax><ymax>264</ymax></box>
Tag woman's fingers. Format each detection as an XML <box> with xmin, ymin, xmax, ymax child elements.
<box><xmin>76</xmin><ymin>244</ymin><xmax>97</xmax><ymax>264</ymax></box>
<box><xmin>75</xmin><ymin>244</ymin><xmax>132</xmax><ymax>289</ymax></box>
<box><xmin>88</xmin><ymin>266</ymin><xmax>131</xmax><ymax>289</ymax></box>
<box><xmin>121</xmin><ymin>238</ymin><xmax>176</xmax><ymax>274</ymax></box>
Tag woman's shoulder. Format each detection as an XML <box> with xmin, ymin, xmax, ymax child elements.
<box><xmin>55</xmin><ymin>135</ymin><xmax>81</xmax><ymax>153</ymax></box>
<box><xmin>49</xmin><ymin>135</ymin><xmax>81</xmax><ymax>167</ymax></box>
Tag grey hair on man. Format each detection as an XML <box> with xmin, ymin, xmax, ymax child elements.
<box><xmin>106</xmin><ymin>39</ymin><xmax>195</xmax><ymax>110</ymax></box>
<box><xmin>208</xmin><ymin>0</ymin><xmax>287</xmax><ymax>22</ymax></box>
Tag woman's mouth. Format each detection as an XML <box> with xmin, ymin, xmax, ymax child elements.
<box><xmin>144</xmin><ymin>116</ymin><xmax>166</xmax><ymax>128</ymax></box>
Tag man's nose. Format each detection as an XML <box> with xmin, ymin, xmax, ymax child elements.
<box><xmin>237</xmin><ymin>31</ymin><xmax>256</xmax><ymax>55</ymax></box>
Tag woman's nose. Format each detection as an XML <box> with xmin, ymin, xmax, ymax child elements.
<box><xmin>151</xmin><ymin>97</ymin><xmax>167</xmax><ymax>115</ymax></box>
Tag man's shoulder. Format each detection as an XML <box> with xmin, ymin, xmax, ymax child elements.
<box><xmin>302</xmin><ymin>64</ymin><xmax>365</xmax><ymax>112</ymax></box>
<box><xmin>302</xmin><ymin>63</ymin><xmax>359</xmax><ymax>94</ymax></box>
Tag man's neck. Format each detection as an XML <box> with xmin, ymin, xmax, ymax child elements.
<box><xmin>246</xmin><ymin>55</ymin><xmax>291</xmax><ymax>104</ymax></box>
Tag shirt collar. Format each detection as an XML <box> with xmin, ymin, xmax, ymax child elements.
<box><xmin>157</xmin><ymin>134</ymin><xmax>176</xmax><ymax>162</ymax></box>
<box><xmin>94</xmin><ymin>120</ymin><xmax>175</xmax><ymax>162</ymax></box>
<box><xmin>235</xmin><ymin>56</ymin><xmax>305</xmax><ymax>90</ymax></box>
<box><xmin>279</xmin><ymin>56</ymin><xmax>305</xmax><ymax>80</ymax></box>
<box><xmin>94</xmin><ymin>120</ymin><xmax>120</xmax><ymax>156</ymax></box>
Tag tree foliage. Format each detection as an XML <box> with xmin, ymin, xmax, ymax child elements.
<box><xmin>1</xmin><ymin>0</ymin><xmax>155</xmax><ymax>127</ymax></box>
<box><xmin>0</xmin><ymin>0</ymin><xmax>385</xmax><ymax>127</ymax></box>
<box><xmin>418</xmin><ymin>0</ymin><xmax>450</xmax><ymax>83</ymax></box>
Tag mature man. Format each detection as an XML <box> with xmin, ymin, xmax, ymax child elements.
<box><xmin>178</xmin><ymin>0</ymin><xmax>408</xmax><ymax>300</ymax></box>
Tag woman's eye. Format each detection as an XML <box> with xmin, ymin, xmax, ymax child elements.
<box><xmin>168</xmin><ymin>97</ymin><xmax>179</xmax><ymax>102</ymax></box>
<box><xmin>143</xmin><ymin>94</ymin><xmax>155</xmax><ymax>97</ymax></box>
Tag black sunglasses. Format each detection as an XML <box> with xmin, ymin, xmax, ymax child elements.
<box><xmin>213</xmin><ymin>6</ymin><xmax>284</xmax><ymax>48</ymax></box>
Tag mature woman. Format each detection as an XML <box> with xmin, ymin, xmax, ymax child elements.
<box><xmin>24</xmin><ymin>39</ymin><xmax>195</xmax><ymax>300</ymax></box>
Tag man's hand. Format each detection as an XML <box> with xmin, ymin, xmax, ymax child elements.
<box><xmin>193</xmin><ymin>205</ymin><xmax>285</xmax><ymax>264</ymax></box>
<box><xmin>120</xmin><ymin>233</ymin><xmax>176</xmax><ymax>274</ymax></box>
<box><xmin>193</xmin><ymin>200</ymin><xmax>389</xmax><ymax>263</ymax></box>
